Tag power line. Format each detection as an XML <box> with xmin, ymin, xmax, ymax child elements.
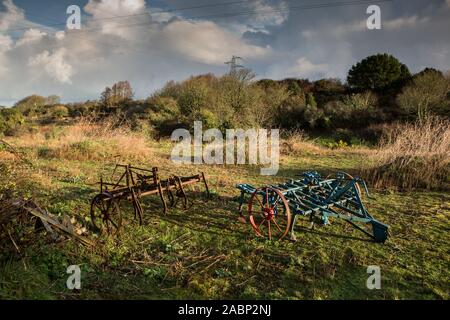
<box><xmin>2</xmin><ymin>0</ymin><xmax>393</xmax><ymax>37</ymax></box>
<box><xmin>1</xmin><ymin>0</ymin><xmax>395</xmax><ymax>81</ymax></box>
<box><xmin>2</xmin><ymin>0</ymin><xmax>257</xmax><ymax>34</ymax></box>
<box><xmin>3</xmin><ymin>0</ymin><xmax>393</xmax><ymax>59</ymax></box>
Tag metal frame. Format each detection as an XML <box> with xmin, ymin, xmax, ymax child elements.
<box><xmin>90</xmin><ymin>164</ymin><xmax>210</xmax><ymax>234</ymax></box>
<box><xmin>236</xmin><ymin>171</ymin><xmax>389</xmax><ymax>243</ymax></box>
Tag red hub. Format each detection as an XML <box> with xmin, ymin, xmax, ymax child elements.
<box><xmin>264</xmin><ymin>207</ymin><xmax>274</xmax><ymax>221</ymax></box>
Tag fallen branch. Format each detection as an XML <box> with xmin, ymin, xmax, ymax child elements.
<box><xmin>0</xmin><ymin>198</ymin><xmax>93</xmax><ymax>247</ymax></box>
<box><xmin>0</xmin><ymin>139</ymin><xmax>33</xmax><ymax>167</ymax></box>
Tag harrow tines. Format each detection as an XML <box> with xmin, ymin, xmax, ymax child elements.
<box><xmin>236</xmin><ymin>171</ymin><xmax>389</xmax><ymax>243</ymax></box>
<box><xmin>89</xmin><ymin>164</ymin><xmax>210</xmax><ymax>235</ymax></box>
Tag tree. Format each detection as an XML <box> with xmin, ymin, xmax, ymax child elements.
<box><xmin>0</xmin><ymin>108</ymin><xmax>24</xmax><ymax>136</ymax></box>
<box><xmin>101</xmin><ymin>87</ymin><xmax>113</xmax><ymax>107</ymax></box>
<box><xmin>101</xmin><ymin>81</ymin><xmax>134</xmax><ymax>106</ymax></box>
<box><xmin>415</xmin><ymin>67</ymin><xmax>443</xmax><ymax>78</ymax></box>
<box><xmin>112</xmin><ymin>81</ymin><xmax>133</xmax><ymax>103</ymax></box>
<box><xmin>347</xmin><ymin>53</ymin><xmax>411</xmax><ymax>90</ymax></box>
<box><xmin>397</xmin><ymin>70</ymin><xmax>450</xmax><ymax>122</ymax></box>
<box><xmin>51</xmin><ymin>105</ymin><xmax>69</xmax><ymax>119</ymax></box>
<box><xmin>14</xmin><ymin>95</ymin><xmax>47</xmax><ymax>115</ymax></box>
<box><xmin>303</xmin><ymin>93</ymin><xmax>323</xmax><ymax>128</ymax></box>
<box><xmin>46</xmin><ymin>95</ymin><xmax>61</xmax><ymax>105</ymax></box>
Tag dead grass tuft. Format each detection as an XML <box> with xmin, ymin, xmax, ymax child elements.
<box><xmin>364</xmin><ymin>117</ymin><xmax>450</xmax><ymax>190</ymax></box>
<box><xmin>280</xmin><ymin>130</ymin><xmax>325</xmax><ymax>156</ymax></box>
<box><xmin>11</xmin><ymin>116</ymin><xmax>153</xmax><ymax>161</ymax></box>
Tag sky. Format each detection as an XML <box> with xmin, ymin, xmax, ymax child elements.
<box><xmin>0</xmin><ymin>0</ymin><xmax>449</xmax><ymax>106</ymax></box>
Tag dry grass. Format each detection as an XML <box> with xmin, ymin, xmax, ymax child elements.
<box><xmin>364</xmin><ymin>117</ymin><xmax>450</xmax><ymax>190</ymax></box>
<box><xmin>7</xmin><ymin>116</ymin><xmax>153</xmax><ymax>162</ymax></box>
<box><xmin>280</xmin><ymin>130</ymin><xmax>326</xmax><ymax>156</ymax></box>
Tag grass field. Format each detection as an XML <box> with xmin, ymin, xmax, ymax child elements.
<box><xmin>0</xmin><ymin>124</ymin><xmax>449</xmax><ymax>300</ymax></box>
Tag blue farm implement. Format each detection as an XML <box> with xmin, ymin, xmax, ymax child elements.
<box><xmin>236</xmin><ymin>171</ymin><xmax>389</xmax><ymax>243</ymax></box>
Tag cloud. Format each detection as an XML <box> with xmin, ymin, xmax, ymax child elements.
<box><xmin>384</xmin><ymin>15</ymin><xmax>429</xmax><ymax>30</ymax></box>
<box><xmin>16</xmin><ymin>28</ymin><xmax>48</xmax><ymax>46</ymax></box>
<box><xmin>302</xmin><ymin>20</ymin><xmax>366</xmax><ymax>38</ymax></box>
<box><xmin>84</xmin><ymin>0</ymin><xmax>149</xmax><ymax>38</ymax></box>
<box><xmin>28</xmin><ymin>49</ymin><xmax>74</xmax><ymax>84</ymax></box>
<box><xmin>55</xmin><ymin>31</ymin><xmax>65</xmax><ymax>41</ymax></box>
<box><xmin>267</xmin><ymin>57</ymin><xmax>330</xmax><ymax>79</ymax></box>
<box><xmin>0</xmin><ymin>35</ymin><xmax>12</xmax><ymax>75</ymax></box>
<box><xmin>0</xmin><ymin>0</ymin><xmax>273</xmax><ymax>102</ymax></box>
<box><xmin>0</xmin><ymin>0</ymin><xmax>449</xmax><ymax>104</ymax></box>
<box><xmin>302</xmin><ymin>15</ymin><xmax>429</xmax><ymax>39</ymax></box>
<box><xmin>290</xmin><ymin>57</ymin><xmax>329</xmax><ymax>76</ymax></box>
<box><xmin>0</xmin><ymin>0</ymin><xmax>25</xmax><ymax>30</ymax></box>
<box><xmin>159</xmin><ymin>20</ymin><xmax>271</xmax><ymax>64</ymax></box>
<box><xmin>0</xmin><ymin>34</ymin><xmax>12</xmax><ymax>52</ymax></box>
<box><xmin>84</xmin><ymin>0</ymin><xmax>146</xmax><ymax>18</ymax></box>
<box><xmin>244</xmin><ymin>0</ymin><xmax>289</xmax><ymax>30</ymax></box>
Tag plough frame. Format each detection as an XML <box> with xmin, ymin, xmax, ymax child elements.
<box><xmin>90</xmin><ymin>164</ymin><xmax>210</xmax><ymax>234</ymax></box>
<box><xmin>236</xmin><ymin>171</ymin><xmax>389</xmax><ymax>243</ymax></box>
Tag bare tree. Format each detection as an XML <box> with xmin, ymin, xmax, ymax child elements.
<box><xmin>101</xmin><ymin>81</ymin><xmax>134</xmax><ymax>107</ymax></box>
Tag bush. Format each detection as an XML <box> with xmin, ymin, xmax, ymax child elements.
<box><xmin>50</xmin><ymin>105</ymin><xmax>69</xmax><ymax>119</ymax></box>
<box><xmin>363</xmin><ymin>117</ymin><xmax>450</xmax><ymax>190</ymax></box>
<box><xmin>397</xmin><ymin>70</ymin><xmax>450</xmax><ymax>122</ymax></box>
<box><xmin>323</xmin><ymin>91</ymin><xmax>381</xmax><ymax>128</ymax></box>
<box><xmin>0</xmin><ymin>108</ymin><xmax>25</xmax><ymax>136</ymax></box>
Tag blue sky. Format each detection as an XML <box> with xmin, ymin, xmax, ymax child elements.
<box><xmin>0</xmin><ymin>0</ymin><xmax>449</xmax><ymax>106</ymax></box>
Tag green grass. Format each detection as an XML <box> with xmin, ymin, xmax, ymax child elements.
<box><xmin>1</xmin><ymin>137</ymin><xmax>449</xmax><ymax>300</ymax></box>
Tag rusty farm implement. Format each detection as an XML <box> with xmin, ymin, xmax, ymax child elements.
<box><xmin>236</xmin><ymin>171</ymin><xmax>389</xmax><ymax>243</ymax></box>
<box><xmin>90</xmin><ymin>164</ymin><xmax>210</xmax><ymax>234</ymax></box>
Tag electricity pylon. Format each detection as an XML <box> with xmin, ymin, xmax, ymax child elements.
<box><xmin>225</xmin><ymin>56</ymin><xmax>244</xmax><ymax>75</ymax></box>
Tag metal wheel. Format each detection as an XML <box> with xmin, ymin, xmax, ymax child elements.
<box><xmin>90</xmin><ymin>192</ymin><xmax>122</xmax><ymax>235</ymax></box>
<box><xmin>328</xmin><ymin>172</ymin><xmax>362</xmax><ymax>197</ymax></box>
<box><xmin>248</xmin><ymin>187</ymin><xmax>292</xmax><ymax>240</ymax></box>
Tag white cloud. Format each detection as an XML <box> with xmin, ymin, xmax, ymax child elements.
<box><xmin>267</xmin><ymin>57</ymin><xmax>330</xmax><ymax>80</ymax></box>
<box><xmin>384</xmin><ymin>15</ymin><xmax>429</xmax><ymax>30</ymax></box>
<box><xmin>0</xmin><ymin>0</ymin><xmax>25</xmax><ymax>31</ymax></box>
<box><xmin>84</xmin><ymin>0</ymin><xmax>145</xmax><ymax>17</ymax></box>
<box><xmin>55</xmin><ymin>31</ymin><xmax>66</xmax><ymax>41</ymax></box>
<box><xmin>84</xmin><ymin>0</ymin><xmax>148</xmax><ymax>39</ymax></box>
<box><xmin>223</xmin><ymin>0</ymin><xmax>289</xmax><ymax>35</ymax></box>
<box><xmin>28</xmin><ymin>49</ymin><xmax>74</xmax><ymax>84</ymax></box>
<box><xmin>0</xmin><ymin>0</ymin><xmax>273</xmax><ymax>102</ymax></box>
<box><xmin>1</xmin><ymin>0</ymin><xmax>449</xmax><ymax>104</ymax></box>
<box><xmin>246</xmin><ymin>0</ymin><xmax>288</xmax><ymax>29</ymax></box>
<box><xmin>302</xmin><ymin>20</ymin><xmax>366</xmax><ymax>38</ymax></box>
<box><xmin>302</xmin><ymin>15</ymin><xmax>429</xmax><ymax>38</ymax></box>
<box><xmin>16</xmin><ymin>28</ymin><xmax>47</xmax><ymax>46</ymax></box>
<box><xmin>287</xmin><ymin>57</ymin><xmax>329</xmax><ymax>77</ymax></box>
<box><xmin>160</xmin><ymin>20</ymin><xmax>271</xmax><ymax>64</ymax></box>
<box><xmin>0</xmin><ymin>34</ymin><xmax>13</xmax><ymax>52</ymax></box>
<box><xmin>149</xmin><ymin>8</ymin><xmax>178</xmax><ymax>23</ymax></box>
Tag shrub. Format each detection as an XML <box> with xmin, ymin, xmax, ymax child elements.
<box><xmin>50</xmin><ymin>105</ymin><xmax>69</xmax><ymax>119</ymax></box>
<box><xmin>397</xmin><ymin>70</ymin><xmax>450</xmax><ymax>122</ymax></box>
<box><xmin>146</xmin><ymin>97</ymin><xmax>180</xmax><ymax>123</ymax></box>
<box><xmin>363</xmin><ymin>117</ymin><xmax>450</xmax><ymax>190</ymax></box>
<box><xmin>0</xmin><ymin>108</ymin><xmax>25</xmax><ymax>136</ymax></box>
<box><xmin>323</xmin><ymin>91</ymin><xmax>381</xmax><ymax>128</ymax></box>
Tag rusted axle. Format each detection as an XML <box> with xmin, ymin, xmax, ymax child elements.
<box><xmin>89</xmin><ymin>164</ymin><xmax>210</xmax><ymax>234</ymax></box>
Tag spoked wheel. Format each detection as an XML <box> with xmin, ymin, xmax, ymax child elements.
<box><xmin>248</xmin><ymin>187</ymin><xmax>292</xmax><ymax>240</ymax></box>
<box><xmin>328</xmin><ymin>172</ymin><xmax>362</xmax><ymax>197</ymax></box>
<box><xmin>90</xmin><ymin>192</ymin><xmax>123</xmax><ymax>235</ymax></box>
<box><xmin>168</xmin><ymin>177</ymin><xmax>193</xmax><ymax>211</ymax></box>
